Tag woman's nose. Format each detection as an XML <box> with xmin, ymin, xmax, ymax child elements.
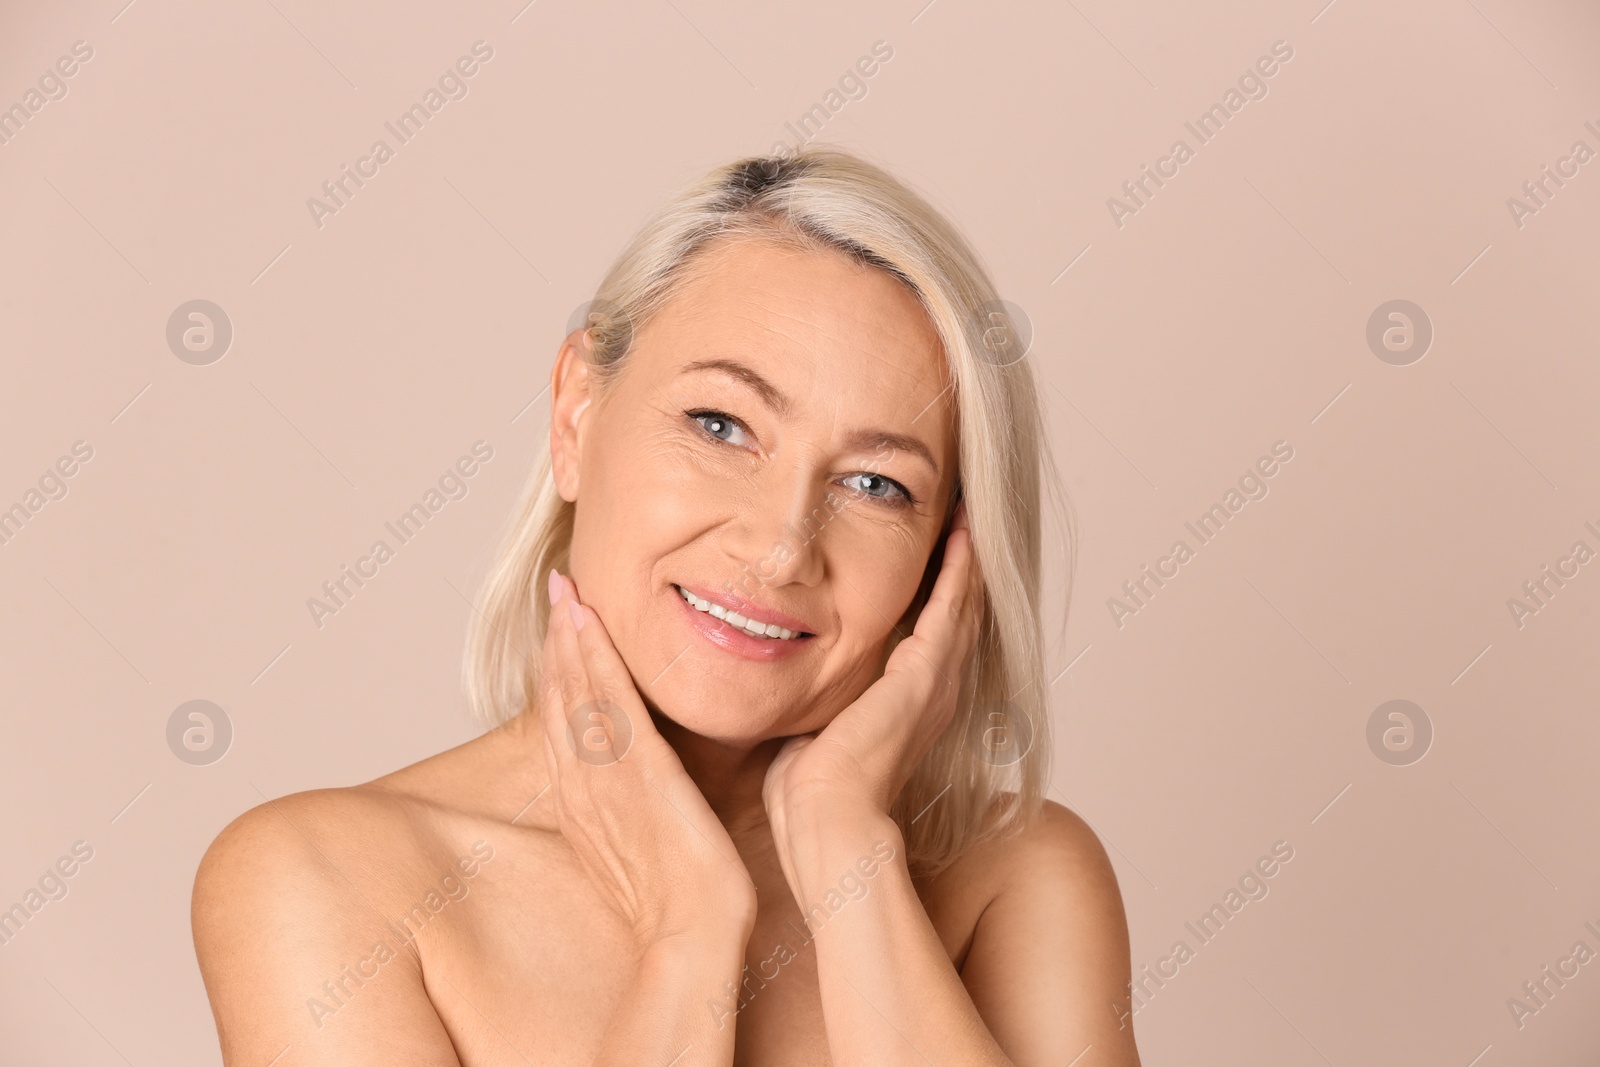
<box><xmin>716</xmin><ymin>465</ymin><xmax>830</xmax><ymax>590</ymax></box>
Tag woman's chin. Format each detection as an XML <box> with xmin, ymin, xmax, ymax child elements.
<box><xmin>645</xmin><ymin>701</ymin><xmax>798</xmax><ymax>747</ymax></box>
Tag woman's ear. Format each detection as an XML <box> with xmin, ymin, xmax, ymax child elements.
<box><xmin>550</xmin><ymin>329</ymin><xmax>595</xmax><ymax>503</ymax></box>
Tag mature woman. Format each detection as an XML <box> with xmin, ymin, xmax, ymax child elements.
<box><xmin>193</xmin><ymin>147</ymin><xmax>1141</xmax><ymax>1066</ymax></box>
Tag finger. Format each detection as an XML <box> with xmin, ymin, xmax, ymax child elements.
<box><xmin>540</xmin><ymin>722</ymin><xmax>567</xmax><ymax>824</ymax></box>
<box><xmin>566</xmin><ymin>598</ymin><xmax>665</xmax><ymax>764</ymax></box>
<box><xmin>548</xmin><ymin>574</ymin><xmax>596</xmax><ymax>763</ymax></box>
<box><xmin>951</xmin><ymin>521</ymin><xmax>986</xmax><ymax>648</ymax></box>
<box><xmin>535</xmin><ymin>608</ymin><xmax>570</xmax><ymax>824</ymax></box>
<box><xmin>963</xmin><ymin>527</ymin><xmax>986</xmax><ymax>642</ymax></box>
<box><xmin>895</xmin><ymin>524</ymin><xmax>982</xmax><ymax>705</ymax></box>
<box><xmin>537</xmin><ymin>594</ymin><xmax>562</xmax><ymax>710</ymax></box>
<box><xmin>916</xmin><ymin>523</ymin><xmax>976</xmax><ymax>645</ymax></box>
<box><xmin>537</xmin><ymin>606</ymin><xmax>560</xmax><ymax>735</ymax></box>
<box><xmin>539</xmin><ymin>575</ymin><xmax>584</xmax><ymax>770</ymax></box>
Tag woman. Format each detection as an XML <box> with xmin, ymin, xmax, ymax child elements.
<box><xmin>192</xmin><ymin>147</ymin><xmax>1142</xmax><ymax>1066</ymax></box>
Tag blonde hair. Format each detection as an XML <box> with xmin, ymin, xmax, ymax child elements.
<box><xmin>464</xmin><ymin>145</ymin><xmax>1075</xmax><ymax>878</ymax></box>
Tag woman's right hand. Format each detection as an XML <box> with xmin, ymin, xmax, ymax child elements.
<box><xmin>539</xmin><ymin>569</ymin><xmax>758</xmax><ymax>953</ymax></box>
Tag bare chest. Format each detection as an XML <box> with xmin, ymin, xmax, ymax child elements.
<box><xmin>418</xmin><ymin>831</ymin><xmax>979</xmax><ymax>1066</ymax></box>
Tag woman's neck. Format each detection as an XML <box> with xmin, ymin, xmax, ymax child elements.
<box><xmin>496</xmin><ymin>705</ymin><xmax>792</xmax><ymax>841</ymax></box>
<box><xmin>651</xmin><ymin>709</ymin><xmax>788</xmax><ymax>839</ymax></box>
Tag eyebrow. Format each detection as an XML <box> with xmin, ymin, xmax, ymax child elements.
<box><xmin>680</xmin><ymin>358</ymin><xmax>942</xmax><ymax>476</ymax></box>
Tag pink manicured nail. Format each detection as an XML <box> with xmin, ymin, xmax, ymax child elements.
<box><xmin>547</xmin><ymin>568</ymin><xmax>563</xmax><ymax>606</ymax></box>
<box><xmin>952</xmin><ymin>500</ymin><xmax>969</xmax><ymax>531</ymax></box>
<box><xmin>568</xmin><ymin>600</ymin><xmax>585</xmax><ymax>631</ymax></box>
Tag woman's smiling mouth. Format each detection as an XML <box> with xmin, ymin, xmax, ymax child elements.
<box><xmin>672</xmin><ymin>583</ymin><xmax>816</xmax><ymax>659</ymax></box>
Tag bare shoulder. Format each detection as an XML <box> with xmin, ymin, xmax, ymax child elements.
<box><xmin>191</xmin><ymin>738</ymin><xmax>521</xmax><ymax>954</ymax></box>
<box><xmin>997</xmin><ymin>797</ymin><xmax>1121</xmax><ymax>895</ymax></box>
<box><xmin>931</xmin><ymin>795</ymin><xmax>1120</xmax><ymax>909</ymax></box>
<box><xmin>192</xmin><ymin>783</ymin><xmax>433</xmax><ymax>924</ymax></box>
<box><xmin>190</xmin><ymin>747</ymin><xmax>516</xmax><ymax>1065</ymax></box>
<box><xmin>941</xmin><ymin>796</ymin><xmax>1142</xmax><ymax>1067</ymax></box>
<box><xmin>193</xmin><ymin>727</ymin><xmax>535</xmax><ymax>919</ymax></box>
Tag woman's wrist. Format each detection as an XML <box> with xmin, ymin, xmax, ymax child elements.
<box><xmin>591</xmin><ymin>913</ymin><xmax>752</xmax><ymax>1066</ymax></box>
<box><xmin>776</xmin><ymin>798</ymin><xmax>905</xmax><ymax>907</ymax></box>
<box><xmin>637</xmin><ymin>924</ymin><xmax>753</xmax><ymax>1005</ymax></box>
<box><xmin>628</xmin><ymin>870</ymin><xmax>758</xmax><ymax>952</ymax></box>
<box><xmin>780</xmin><ymin>789</ymin><xmax>897</xmax><ymax>846</ymax></box>
<box><xmin>641</xmin><ymin>903</ymin><xmax>756</xmax><ymax>961</ymax></box>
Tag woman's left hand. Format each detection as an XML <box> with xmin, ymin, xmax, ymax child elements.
<box><xmin>763</xmin><ymin>500</ymin><xmax>984</xmax><ymax>832</ymax></box>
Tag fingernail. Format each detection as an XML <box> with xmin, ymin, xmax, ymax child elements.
<box><xmin>952</xmin><ymin>501</ymin><xmax>969</xmax><ymax>531</ymax></box>
<box><xmin>548</xmin><ymin>568</ymin><xmax>563</xmax><ymax>606</ymax></box>
<box><xmin>568</xmin><ymin>600</ymin><xmax>585</xmax><ymax>631</ymax></box>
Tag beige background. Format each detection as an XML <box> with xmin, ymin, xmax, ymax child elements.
<box><xmin>2</xmin><ymin>0</ymin><xmax>1597</xmax><ymax>1063</ymax></box>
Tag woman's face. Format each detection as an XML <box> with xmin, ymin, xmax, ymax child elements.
<box><xmin>551</xmin><ymin>235</ymin><xmax>958</xmax><ymax>743</ymax></box>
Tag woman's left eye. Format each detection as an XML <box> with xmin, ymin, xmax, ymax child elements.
<box><xmin>687</xmin><ymin>409</ymin><xmax>914</xmax><ymax>508</ymax></box>
<box><xmin>841</xmin><ymin>472</ymin><xmax>913</xmax><ymax>506</ymax></box>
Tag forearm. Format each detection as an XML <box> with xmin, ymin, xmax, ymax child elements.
<box><xmin>790</xmin><ymin>804</ymin><xmax>1012</xmax><ymax>1067</ymax></box>
<box><xmin>592</xmin><ymin>929</ymin><xmax>750</xmax><ymax>1067</ymax></box>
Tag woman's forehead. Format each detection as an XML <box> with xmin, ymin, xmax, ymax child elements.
<box><xmin>649</xmin><ymin>239</ymin><xmax>948</xmax><ymax>394</ymax></box>
<box><xmin>631</xmin><ymin>239</ymin><xmax>956</xmax><ymax>462</ymax></box>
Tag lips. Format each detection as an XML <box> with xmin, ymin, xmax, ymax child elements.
<box><xmin>672</xmin><ymin>583</ymin><xmax>815</xmax><ymax>638</ymax></box>
<box><xmin>671</xmin><ymin>583</ymin><xmax>815</xmax><ymax>662</ymax></box>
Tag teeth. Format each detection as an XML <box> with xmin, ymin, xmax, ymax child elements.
<box><xmin>676</xmin><ymin>585</ymin><xmax>802</xmax><ymax>640</ymax></box>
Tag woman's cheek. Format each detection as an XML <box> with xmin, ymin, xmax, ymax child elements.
<box><xmin>632</xmin><ymin>427</ymin><xmax>732</xmax><ymax>498</ymax></box>
<box><xmin>846</xmin><ymin>521</ymin><xmax>929</xmax><ymax>603</ymax></box>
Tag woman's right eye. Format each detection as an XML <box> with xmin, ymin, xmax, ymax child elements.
<box><xmin>687</xmin><ymin>410</ymin><xmax>753</xmax><ymax>450</ymax></box>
